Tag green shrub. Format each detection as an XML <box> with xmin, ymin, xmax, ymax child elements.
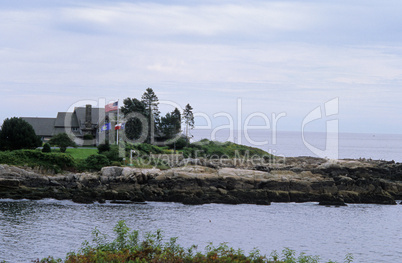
<box><xmin>34</xmin><ymin>221</ymin><xmax>350</xmax><ymax>263</ymax></box>
<box><xmin>0</xmin><ymin>151</ymin><xmax>18</xmax><ymax>164</ymax></box>
<box><xmin>97</xmin><ymin>141</ymin><xmax>110</xmax><ymax>153</ymax></box>
<box><xmin>165</xmin><ymin>136</ymin><xmax>188</xmax><ymax>150</ymax></box>
<box><xmin>125</xmin><ymin>143</ymin><xmax>164</xmax><ymax>156</ymax></box>
<box><xmin>84</xmin><ymin>154</ymin><xmax>110</xmax><ymax>171</ymax></box>
<box><xmin>48</xmin><ymin>133</ymin><xmax>77</xmax><ymax>153</ymax></box>
<box><xmin>0</xmin><ymin>149</ymin><xmax>76</xmax><ymax>172</ymax></box>
<box><xmin>100</xmin><ymin>145</ymin><xmax>122</xmax><ymax>162</ymax></box>
<box><xmin>42</xmin><ymin>143</ymin><xmax>51</xmax><ymax>153</ymax></box>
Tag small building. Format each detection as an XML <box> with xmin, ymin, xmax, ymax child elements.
<box><xmin>22</xmin><ymin>105</ymin><xmax>105</xmax><ymax>146</ymax></box>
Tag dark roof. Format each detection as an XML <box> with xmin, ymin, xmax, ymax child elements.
<box><xmin>22</xmin><ymin>117</ymin><xmax>55</xmax><ymax>137</ymax></box>
<box><xmin>74</xmin><ymin>107</ymin><xmax>105</xmax><ymax>127</ymax></box>
<box><xmin>21</xmin><ymin>107</ymin><xmax>105</xmax><ymax>138</ymax></box>
<box><xmin>55</xmin><ymin>112</ymin><xmax>79</xmax><ymax>127</ymax></box>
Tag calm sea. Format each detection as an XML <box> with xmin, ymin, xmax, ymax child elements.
<box><xmin>0</xmin><ymin>199</ymin><xmax>401</xmax><ymax>263</ymax></box>
<box><xmin>191</xmin><ymin>130</ymin><xmax>402</xmax><ymax>162</ymax></box>
<box><xmin>1</xmin><ymin>131</ymin><xmax>402</xmax><ymax>262</ymax></box>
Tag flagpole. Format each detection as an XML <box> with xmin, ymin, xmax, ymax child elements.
<box><xmin>116</xmin><ymin>100</ymin><xmax>119</xmax><ymax>145</ymax></box>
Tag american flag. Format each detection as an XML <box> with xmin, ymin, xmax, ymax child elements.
<box><xmin>105</xmin><ymin>101</ymin><xmax>118</xmax><ymax>112</ymax></box>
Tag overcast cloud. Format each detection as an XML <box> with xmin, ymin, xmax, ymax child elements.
<box><xmin>1</xmin><ymin>0</ymin><xmax>401</xmax><ymax>133</ymax></box>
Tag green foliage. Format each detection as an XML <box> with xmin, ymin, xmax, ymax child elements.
<box><xmin>62</xmin><ymin>148</ymin><xmax>98</xmax><ymax>160</ymax></box>
<box><xmin>344</xmin><ymin>253</ymin><xmax>354</xmax><ymax>263</ymax></box>
<box><xmin>0</xmin><ymin>117</ymin><xmax>42</xmax><ymax>151</ymax></box>
<box><xmin>0</xmin><ymin>147</ymin><xmax>114</xmax><ymax>172</ymax></box>
<box><xmin>182</xmin><ymin>139</ymin><xmax>274</xmax><ymax>159</ymax></box>
<box><xmin>83</xmin><ymin>154</ymin><xmax>110</xmax><ymax>171</ymax></box>
<box><xmin>100</xmin><ymin>145</ymin><xmax>122</xmax><ymax>162</ymax></box>
<box><xmin>121</xmin><ymin>98</ymin><xmax>147</xmax><ymax>117</ymax></box>
<box><xmin>141</xmin><ymin>87</ymin><xmax>160</xmax><ymax>120</ymax></box>
<box><xmin>121</xmin><ymin>97</ymin><xmax>148</xmax><ymax>141</ymax></box>
<box><xmin>165</xmin><ymin>136</ymin><xmax>188</xmax><ymax>150</ymax></box>
<box><xmin>125</xmin><ymin>116</ymin><xmax>146</xmax><ymax>141</ymax></box>
<box><xmin>142</xmin><ymin>88</ymin><xmax>160</xmax><ymax>144</ymax></box>
<box><xmin>42</xmin><ymin>143</ymin><xmax>51</xmax><ymax>153</ymax></box>
<box><xmin>183</xmin><ymin>103</ymin><xmax>194</xmax><ymax>129</ymax></box>
<box><xmin>0</xmin><ymin>149</ymin><xmax>75</xmax><ymax>172</ymax></box>
<box><xmin>48</xmin><ymin>133</ymin><xmax>77</xmax><ymax>153</ymax></box>
<box><xmin>125</xmin><ymin>143</ymin><xmax>172</xmax><ymax>169</ymax></box>
<box><xmin>122</xmin><ymin>89</ymin><xmax>186</xmax><ymax>145</ymax></box>
<box><xmin>159</xmin><ymin>108</ymin><xmax>181</xmax><ymax>141</ymax></box>
<box><xmin>183</xmin><ymin>103</ymin><xmax>194</xmax><ymax>147</ymax></box>
<box><xmin>34</xmin><ymin>221</ymin><xmax>351</xmax><ymax>263</ymax></box>
<box><xmin>125</xmin><ymin>143</ymin><xmax>164</xmax><ymax>155</ymax></box>
<box><xmin>97</xmin><ymin>141</ymin><xmax>110</xmax><ymax>154</ymax></box>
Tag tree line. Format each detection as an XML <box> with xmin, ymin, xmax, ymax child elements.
<box><xmin>120</xmin><ymin>88</ymin><xmax>194</xmax><ymax>145</ymax></box>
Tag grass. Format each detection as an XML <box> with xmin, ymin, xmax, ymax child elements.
<box><xmin>183</xmin><ymin>139</ymin><xmax>274</xmax><ymax>159</ymax></box>
<box><xmin>32</xmin><ymin>221</ymin><xmax>353</xmax><ymax>263</ymax></box>
<box><xmin>55</xmin><ymin>148</ymin><xmax>98</xmax><ymax>160</ymax></box>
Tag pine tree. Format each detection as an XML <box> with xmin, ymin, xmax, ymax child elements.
<box><xmin>160</xmin><ymin>108</ymin><xmax>181</xmax><ymax>141</ymax></box>
<box><xmin>141</xmin><ymin>88</ymin><xmax>160</xmax><ymax>144</ymax></box>
<box><xmin>121</xmin><ymin>98</ymin><xmax>148</xmax><ymax>141</ymax></box>
<box><xmin>182</xmin><ymin>104</ymin><xmax>194</xmax><ymax>146</ymax></box>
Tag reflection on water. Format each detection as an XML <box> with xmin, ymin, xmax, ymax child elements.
<box><xmin>1</xmin><ymin>199</ymin><xmax>401</xmax><ymax>263</ymax></box>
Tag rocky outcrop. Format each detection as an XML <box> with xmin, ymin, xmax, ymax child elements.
<box><xmin>1</xmin><ymin>157</ymin><xmax>401</xmax><ymax>205</ymax></box>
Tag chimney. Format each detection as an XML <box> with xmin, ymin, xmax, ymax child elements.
<box><xmin>85</xmin><ymin>104</ymin><xmax>92</xmax><ymax>128</ymax></box>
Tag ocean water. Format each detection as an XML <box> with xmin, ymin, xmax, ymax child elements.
<box><xmin>1</xmin><ymin>131</ymin><xmax>402</xmax><ymax>262</ymax></box>
<box><xmin>0</xmin><ymin>199</ymin><xmax>401</xmax><ymax>263</ymax></box>
<box><xmin>191</xmin><ymin>130</ymin><xmax>402</xmax><ymax>162</ymax></box>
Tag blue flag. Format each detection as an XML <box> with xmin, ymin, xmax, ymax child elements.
<box><xmin>101</xmin><ymin>123</ymin><xmax>111</xmax><ymax>131</ymax></box>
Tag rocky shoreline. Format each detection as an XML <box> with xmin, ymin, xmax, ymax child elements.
<box><xmin>1</xmin><ymin>157</ymin><xmax>402</xmax><ymax>206</ymax></box>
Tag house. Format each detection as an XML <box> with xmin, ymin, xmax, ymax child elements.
<box><xmin>22</xmin><ymin>105</ymin><xmax>106</xmax><ymax>146</ymax></box>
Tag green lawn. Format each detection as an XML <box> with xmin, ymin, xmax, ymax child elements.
<box><xmin>52</xmin><ymin>148</ymin><xmax>98</xmax><ymax>160</ymax></box>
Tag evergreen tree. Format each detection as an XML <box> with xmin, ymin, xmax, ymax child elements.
<box><xmin>160</xmin><ymin>108</ymin><xmax>181</xmax><ymax>141</ymax></box>
<box><xmin>183</xmin><ymin>104</ymin><xmax>194</xmax><ymax>145</ymax></box>
<box><xmin>141</xmin><ymin>88</ymin><xmax>160</xmax><ymax>144</ymax></box>
<box><xmin>121</xmin><ymin>98</ymin><xmax>147</xmax><ymax>117</ymax></box>
<box><xmin>171</xmin><ymin>108</ymin><xmax>182</xmax><ymax>134</ymax></box>
<box><xmin>121</xmin><ymin>98</ymin><xmax>148</xmax><ymax>141</ymax></box>
<box><xmin>0</xmin><ymin>117</ymin><xmax>42</xmax><ymax>151</ymax></box>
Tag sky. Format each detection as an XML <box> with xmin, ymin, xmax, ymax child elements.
<box><xmin>1</xmin><ymin>0</ymin><xmax>402</xmax><ymax>134</ymax></box>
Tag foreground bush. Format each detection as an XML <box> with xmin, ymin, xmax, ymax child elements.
<box><xmin>33</xmin><ymin>221</ymin><xmax>353</xmax><ymax>263</ymax></box>
<box><xmin>81</xmin><ymin>154</ymin><xmax>111</xmax><ymax>171</ymax></box>
<box><xmin>100</xmin><ymin>145</ymin><xmax>122</xmax><ymax>162</ymax></box>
